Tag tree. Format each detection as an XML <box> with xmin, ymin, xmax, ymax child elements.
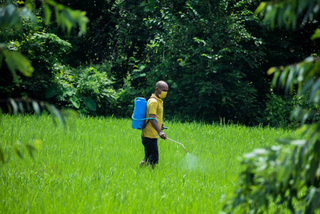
<box><xmin>0</xmin><ymin>0</ymin><xmax>88</xmax><ymax>80</ymax></box>
<box><xmin>222</xmin><ymin>0</ymin><xmax>320</xmax><ymax>213</ymax></box>
<box><xmin>3</xmin><ymin>0</ymin><xmax>318</xmax><ymax>125</ymax></box>
<box><xmin>130</xmin><ymin>0</ymin><xmax>318</xmax><ymax>124</ymax></box>
<box><xmin>0</xmin><ymin>0</ymin><xmax>89</xmax><ymax>103</ymax></box>
<box><xmin>49</xmin><ymin>0</ymin><xmax>152</xmax><ymax>83</ymax></box>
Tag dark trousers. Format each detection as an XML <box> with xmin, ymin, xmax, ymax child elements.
<box><xmin>141</xmin><ymin>136</ymin><xmax>159</xmax><ymax>164</ymax></box>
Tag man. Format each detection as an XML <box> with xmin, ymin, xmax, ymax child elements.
<box><xmin>140</xmin><ymin>81</ymin><xmax>169</xmax><ymax>169</ymax></box>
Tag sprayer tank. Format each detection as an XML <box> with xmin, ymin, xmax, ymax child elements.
<box><xmin>132</xmin><ymin>97</ymin><xmax>147</xmax><ymax>130</ymax></box>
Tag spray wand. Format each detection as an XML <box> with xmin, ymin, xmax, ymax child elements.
<box><xmin>162</xmin><ymin>127</ymin><xmax>188</xmax><ymax>153</ymax></box>
<box><xmin>166</xmin><ymin>138</ymin><xmax>188</xmax><ymax>153</ymax></box>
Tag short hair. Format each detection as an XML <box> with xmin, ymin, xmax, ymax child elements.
<box><xmin>156</xmin><ymin>81</ymin><xmax>168</xmax><ymax>88</ymax></box>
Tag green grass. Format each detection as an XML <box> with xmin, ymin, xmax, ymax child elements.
<box><xmin>0</xmin><ymin>115</ymin><xmax>299</xmax><ymax>213</ymax></box>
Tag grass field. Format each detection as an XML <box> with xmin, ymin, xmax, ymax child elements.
<box><xmin>0</xmin><ymin>115</ymin><xmax>299</xmax><ymax>213</ymax></box>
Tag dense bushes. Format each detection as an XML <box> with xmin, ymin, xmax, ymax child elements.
<box><xmin>2</xmin><ymin>0</ymin><xmax>319</xmax><ymax>127</ymax></box>
<box><xmin>259</xmin><ymin>93</ymin><xmax>298</xmax><ymax>127</ymax></box>
<box><xmin>19</xmin><ymin>33</ymin><xmax>72</xmax><ymax>99</ymax></box>
<box><xmin>259</xmin><ymin>93</ymin><xmax>320</xmax><ymax>128</ymax></box>
<box><xmin>47</xmin><ymin>65</ymin><xmax>133</xmax><ymax>117</ymax></box>
<box><xmin>1</xmin><ymin>28</ymin><xmax>72</xmax><ymax>99</ymax></box>
<box><xmin>0</xmin><ymin>13</ymin><xmax>134</xmax><ymax>118</ymax></box>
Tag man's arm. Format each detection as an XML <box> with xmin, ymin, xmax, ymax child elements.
<box><xmin>149</xmin><ymin>114</ymin><xmax>167</xmax><ymax>139</ymax></box>
<box><xmin>161</xmin><ymin>123</ymin><xmax>165</xmax><ymax>130</ymax></box>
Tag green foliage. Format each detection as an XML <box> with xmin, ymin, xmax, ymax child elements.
<box><xmin>0</xmin><ymin>0</ymin><xmax>88</xmax><ymax>79</ymax></box>
<box><xmin>259</xmin><ymin>93</ymin><xmax>320</xmax><ymax>128</ymax></box>
<box><xmin>223</xmin><ymin>0</ymin><xmax>320</xmax><ymax>213</ymax></box>
<box><xmin>1</xmin><ymin>30</ymin><xmax>72</xmax><ymax>99</ymax></box>
<box><xmin>2</xmin><ymin>0</ymin><xmax>318</xmax><ymax>125</ymax></box>
<box><xmin>260</xmin><ymin>93</ymin><xmax>297</xmax><ymax>127</ymax></box>
<box><xmin>0</xmin><ymin>2</ymin><xmax>35</xmax><ymax>29</ymax></box>
<box><xmin>3</xmin><ymin>50</ymin><xmax>33</xmax><ymax>77</ymax></box>
<box><xmin>115</xmin><ymin>72</ymin><xmax>136</xmax><ymax>117</ymax></box>
<box><xmin>40</xmin><ymin>0</ymin><xmax>319</xmax><ymax>124</ymax></box>
<box><xmin>49</xmin><ymin>65</ymin><xmax>120</xmax><ymax>116</ymax></box>
<box><xmin>19</xmin><ymin>32</ymin><xmax>72</xmax><ymax>62</ymax></box>
<box><xmin>255</xmin><ymin>0</ymin><xmax>320</xmax><ymax>30</ymax></box>
<box><xmin>0</xmin><ymin>0</ymin><xmax>88</xmax><ymax>33</ymax></box>
<box><xmin>135</xmin><ymin>0</ymin><xmax>263</xmax><ymax>124</ymax></box>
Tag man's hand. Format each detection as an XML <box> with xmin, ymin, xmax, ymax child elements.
<box><xmin>159</xmin><ymin>131</ymin><xmax>167</xmax><ymax>140</ymax></box>
<box><xmin>149</xmin><ymin>114</ymin><xmax>166</xmax><ymax>139</ymax></box>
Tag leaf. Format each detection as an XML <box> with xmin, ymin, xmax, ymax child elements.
<box><xmin>271</xmin><ymin>145</ymin><xmax>281</xmax><ymax>151</ymax></box>
<box><xmin>31</xmin><ymin>101</ymin><xmax>40</xmax><ymax>119</ymax></box>
<box><xmin>14</xmin><ymin>147</ymin><xmax>23</xmax><ymax>159</ymax></box>
<box><xmin>310</xmin><ymin>79</ymin><xmax>320</xmax><ymax>101</ymax></box>
<box><xmin>54</xmin><ymin>5</ymin><xmax>61</xmax><ymax>26</ymax></box>
<box><xmin>7</xmin><ymin>103</ymin><xmax>12</xmax><ymax>115</ymax></box>
<box><xmin>305</xmin><ymin>56</ymin><xmax>315</xmax><ymax>63</ymax></box>
<box><xmin>70</xmin><ymin>96</ymin><xmax>80</xmax><ymax>108</ymax></box>
<box><xmin>311</xmin><ymin>191</ymin><xmax>320</xmax><ymax>211</ymax></box>
<box><xmin>254</xmin><ymin>2</ymin><xmax>267</xmax><ymax>15</ymax></box>
<box><xmin>279</xmin><ymin>67</ymin><xmax>289</xmax><ymax>88</ymax></box>
<box><xmin>9</xmin><ymin>98</ymin><xmax>18</xmax><ymax>116</ymax></box>
<box><xmin>267</xmin><ymin>67</ymin><xmax>276</xmax><ymax>75</ymax></box>
<box><xmin>144</xmin><ymin>6</ymin><xmax>150</xmax><ymax>12</ymax></box>
<box><xmin>307</xmin><ymin>187</ymin><xmax>318</xmax><ymax>204</ymax></box>
<box><xmin>57</xmin><ymin>7</ymin><xmax>88</xmax><ymax>35</ymax></box>
<box><xmin>18</xmin><ymin>102</ymin><xmax>24</xmax><ymax>115</ymax></box>
<box><xmin>3</xmin><ymin>4</ymin><xmax>15</xmax><ymax>27</ymax></box>
<box><xmin>0</xmin><ymin>146</ymin><xmax>4</xmax><ymax>163</ymax></box>
<box><xmin>285</xmin><ymin>66</ymin><xmax>295</xmax><ymax>93</ymax></box>
<box><xmin>25</xmin><ymin>144</ymin><xmax>35</xmax><ymax>159</ymax></box>
<box><xmin>149</xmin><ymin>0</ymin><xmax>156</xmax><ymax>6</ymax></box>
<box><xmin>253</xmin><ymin>148</ymin><xmax>268</xmax><ymax>155</ymax></box>
<box><xmin>84</xmin><ymin>97</ymin><xmax>96</xmax><ymax>111</ymax></box>
<box><xmin>49</xmin><ymin>104</ymin><xmax>66</xmax><ymax>126</ymax></box>
<box><xmin>61</xmin><ymin>9</ymin><xmax>75</xmax><ymax>33</ymax></box>
<box><xmin>3</xmin><ymin>50</ymin><xmax>34</xmax><ymax>77</ymax></box>
<box><xmin>46</xmin><ymin>0</ymin><xmax>57</xmax><ymax>7</ymax></box>
<box><xmin>301</xmin><ymin>111</ymin><xmax>311</xmax><ymax>125</ymax></box>
<box><xmin>139</xmin><ymin>1</ymin><xmax>146</xmax><ymax>6</ymax></box>
<box><xmin>290</xmin><ymin>140</ymin><xmax>306</xmax><ymax>146</ymax></box>
<box><xmin>271</xmin><ymin>71</ymin><xmax>281</xmax><ymax>88</ymax></box>
<box><xmin>44</xmin><ymin>4</ymin><xmax>51</xmax><ymax>25</ymax></box>
<box><xmin>311</xmin><ymin>28</ymin><xmax>320</xmax><ymax>40</ymax></box>
<box><xmin>45</xmin><ymin>84</ymin><xmax>59</xmax><ymax>98</ymax></box>
<box><xmin>282</xmin><ymin>162</ymin><xmax>293</xmax><ymax>187</ymax></box>
<box><xmin>9</xmin><ymin>11</ymin><xmax>21</xmax><ymax>28</ymax></box>
<box><xmin>243</xmin><ymin>152</ymin><xmax>256</xmax><ymax>159</ymax></box>
<box><xmin>301</xmin><ymin>79</ymin><xmax>314</xmax><ymax>95</ymax></box>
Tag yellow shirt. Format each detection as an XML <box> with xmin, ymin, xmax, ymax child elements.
<box><xmin>142</xmin><ymin>94</ymin><xmax>163</xmax><ymax>139</ymax></box>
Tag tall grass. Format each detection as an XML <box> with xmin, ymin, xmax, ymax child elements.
<box><xmin>0</xmin><ymin>115</ymin><xmax>299</xmax><ymax>213</ymax></box>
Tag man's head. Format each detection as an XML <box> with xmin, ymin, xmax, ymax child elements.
<box><xmin>155</xmin><ymin>81</ymin><xmax>169</xmax><ymax>99</ymax></box>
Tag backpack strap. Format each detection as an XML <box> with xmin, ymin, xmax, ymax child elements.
<box><xmin>142</xmin><ymin>97</ymin><xmax>158</xmax><ymax>129</ymax></box>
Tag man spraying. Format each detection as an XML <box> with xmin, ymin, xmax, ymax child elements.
<box><xmin>140</xmin><ymin>81</ymin><xmax>169</xmax><ymax>169</ymax></box>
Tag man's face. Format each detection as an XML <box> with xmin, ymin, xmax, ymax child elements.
<box><xmin>156</xmin><ymin>84</ymin><xmax>169</xmax><ymax>95</ymax></box>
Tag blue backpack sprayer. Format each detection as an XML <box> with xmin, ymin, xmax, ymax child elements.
<box><xmin>131</xmin><ymin>97</ymin><xmax>188</xmax><ymax>153</ymax></box>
